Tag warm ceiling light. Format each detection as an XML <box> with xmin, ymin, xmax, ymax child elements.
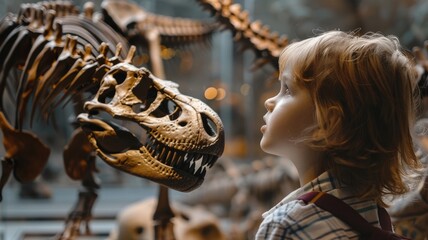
<box><xmin>204</xmin><ymin>87</ymin><xmax>218</xmax><ymax>100</ymax></box>
<box><xmin>216</xmin><ymin>87</ymin><xmax>226</xmax><ymax>100</ymax></box>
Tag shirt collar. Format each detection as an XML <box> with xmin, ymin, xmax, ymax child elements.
<box><xmin>262</xmin><ymin>171</ymin><xmax>343</xmax><ymax>218</ymax></box>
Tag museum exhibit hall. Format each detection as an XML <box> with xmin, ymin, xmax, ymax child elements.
<box><xmin>0</xmin><ymin>0</ymin><xmax>427</xmax><ymax>239</ymax></box>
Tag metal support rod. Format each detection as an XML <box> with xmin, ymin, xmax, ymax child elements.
<box><xmin>153</xmin><ymin>185</ymin><xmax>176</xmax><ymax>240</ymax></box>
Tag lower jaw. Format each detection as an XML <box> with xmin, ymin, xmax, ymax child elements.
<box><xmin>93</xmin><ymin>148</ymin><xmax>203</xmax><ymax>192</ymax></box>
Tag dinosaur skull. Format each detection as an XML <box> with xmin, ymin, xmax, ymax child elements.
<box><xmin>77</xmin><ymin>63</ymin><xmax>224</xmax><ymax>192</ymax></box>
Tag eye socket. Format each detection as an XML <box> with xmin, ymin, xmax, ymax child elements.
<box><xmin>167</xmin><ymin>101</ymin><xmax>181</xmax><ymax>120</ymax></box>
<box><xmin>112</xmin><ymin>70</ymin><xmax>127</xmax><ymax>84</ymax></box>
<box><xmin>97</xmin><ymin>70</ymin><xmax>128</xmax><ymax>104</ymax></box>
<box><xmin>201</xmin><ymin>113</ymin><xmax>217</xmax><ymax>137</ymax></box>
<box><xmin>131</xmin><ymin>75</ymin><xmax>156</xmax><ymax>113</ymax></box>
<box><xmin>150</xmin><ymin>99</ymin><xmax>182</xmax><ymax>120</ymax></box>
<box><xmin>132</xmin><ymin>86</ymin><xmax>157</xmax><ymax>114</ymax></box>
<box><xmin>98</xmin><ymin>87</ymin><xmax>115</xmax><ymax>104</ymax></box>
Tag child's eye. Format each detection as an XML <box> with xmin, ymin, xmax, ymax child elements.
<box><xmin>281</xmin><ymin>83</ymin><xmax>291</xmax><ymax>95</ymax></box>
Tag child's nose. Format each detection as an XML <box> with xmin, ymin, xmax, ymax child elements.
<box><xmin>265</xmin><ymin>98</ymin><xmax>275</xmax><ymax>111</ymax></box>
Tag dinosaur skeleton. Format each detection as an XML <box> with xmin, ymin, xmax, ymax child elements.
<box><xmin>112</xmin><ymin>1</ymin><xmax>428</xmax><ymax>239</ymax></box>
<box><xmin>102</xmin><ymin>0</ymin><xmax>218</xmax><ymax>79</ymax></box>
<box><xmin>2</xmin><ymin>0</ymin><xmax>427</xmax><ymax>239</ymax></box>
<box><xmin>195</xmin><ymin>0</ymin><xmax>289</xmax><ymax>71</ymax></box>
<box><xmin>0</xmin><ymin>1</ymin><xmax>224</xmax><ymax>239</ymax></box>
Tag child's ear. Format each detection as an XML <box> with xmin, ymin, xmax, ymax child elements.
<box><xmin>323</xmin><ymin>106</ymin><xmax>343</xmax><ymax>132</ymax></box>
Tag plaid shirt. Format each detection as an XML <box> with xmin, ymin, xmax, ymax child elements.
<box><xmin>255</xmin><ymin>171</ymin><xmax>383</xmax><ymax>239</ymax></box>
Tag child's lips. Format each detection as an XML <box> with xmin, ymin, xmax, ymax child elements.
<box><xmin>261</xmin><ymin>115</ymin><xmax>268</xmax><ymax>133</ymax></box>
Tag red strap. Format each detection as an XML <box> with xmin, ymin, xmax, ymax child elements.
<box><xmin>298</xmin><ymin>192</ymin><xmax>398</xmax><ymax>235</ymax></box>
<box><xmin>298</xmin><ymin>192</ymin><xmax>374</xmax><ymax>234</ymax></box>
<box><xmin>378</xmin><ymin>206</ymin><xmax>393</xmax><ymax>231</ymax></box>
<box><xmin>298</xmin><ymin>191</ymin><xmax>411</xmax><ymax>239</ymax></box>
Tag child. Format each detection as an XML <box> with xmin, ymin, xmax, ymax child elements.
<box><xmin>256</xmin><ymin>30</ymin><xmax>421</xmax><ymax>239</ymax></box>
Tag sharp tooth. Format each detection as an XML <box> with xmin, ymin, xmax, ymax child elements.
<box><xmin>168</xmin><ymin>151</ymin><xmax>174</xmax><ymax>164</ymax></box>
<box><xmin>185</xmin><ymin>153</ymin><xmax>194</xmax><ymax>163</ymax></box>
<box><xmin>156</xmin><ymin>142</ymin><xmax>162</xmax><ymax>150</ymax></box>
<box><xmin>173</xmin><ymin>153</ymin><xmax>184</xmax><ymax>167</ymax></box>
<box><xmin>159</xmin><ymin>147</ymin><xmax>167</xmax><ymax>162</ymax></box>
<box><xmin>189</xmin><ymin>162</ymin><xmax>195</xmax><ymax>174</ymax></box>
<box><xmin>176</xmin><ymin>153</ymin><xmax>184</xmax><ymax>167</ymax></box>
<box><xmin>202</xmin><ymin>155</ymin><xmax>209</xmax><ymax>166</ymax></box>
<box><xmin>154</xmin><ymin>143</ymin><xmax>160</xmax><ymax>155</ymax></box>
<box><xmin>165</xmin><ymin>151</ymin><xmax>174</xmax><ymax>165</ymax></box>
<box><xmin>170</xmin><ymin>152</ymin><xmax>177</xmax><ymax>166</ymax></box>
<box><xmin>201</xmin><ymin>167</ymin><xmax>207</xmax><ymax>176</ymax></box>
<box><xmin>195</xmin><ymin>166</ymin><xmax>202</xmax><ymax>175</ymax></box>
<box><xmin>194</xmin><ymin>159</ymin><xmax>202</xmax><ymax>172</ymax></box>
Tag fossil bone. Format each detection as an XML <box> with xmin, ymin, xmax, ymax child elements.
<box><xmin>102</xmin><ymin>0</ymin><xmax>218</xmax><ymax>78</ymax></box>
<box><xmin>195</xmin><ymin>0</ymin><xmax>288</xmax><ymax>70</ymax></box>
<box><xmin>108</xmin><ymin>197</ymin><xmax>227</xmax><ymax>240</ymax></box>
<box><xmin>0</xmin><ymin>1</ymin><xmax>224</xmax><ymax>239</ymax></box>
<box><xmin>102</xmin><ymin>0</ymin><xmax>218</xmax><ymax>48</ymax></box>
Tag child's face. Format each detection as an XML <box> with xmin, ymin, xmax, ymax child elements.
<box><xmin>260</xmin><ymin>63</ymin><xmax>316</xmax><ymax>157</ymax></box>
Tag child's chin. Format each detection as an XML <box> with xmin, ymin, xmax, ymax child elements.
<box><xmin>259</xmin><ymin>139</ymin><xmax>270</xmax><ymax>153</ymax></box>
